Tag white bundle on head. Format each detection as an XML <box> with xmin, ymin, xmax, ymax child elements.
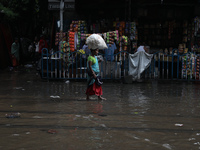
<box><xmin>86</xmin><ymin>34</ymin><xmax>108</xmax><ymax>50</ymax></box>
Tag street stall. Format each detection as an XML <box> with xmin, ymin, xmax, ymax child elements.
<box><xmin>40</xmin><ymin>18</ymin><xmax>138</xmax><ymax>79</ymax></box>
<box><xmin>43</xmin><ymin>0</ymin><xmax>200</xmax><ymax>81</ymax></box>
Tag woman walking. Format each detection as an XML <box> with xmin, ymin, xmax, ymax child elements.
<box><xmin>86</xmin><ymin>48</ymin><xmax>106</xmax><ymax>100</ymax></box>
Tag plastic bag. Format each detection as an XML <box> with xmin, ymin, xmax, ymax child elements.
<box><xmin>86</xmin><ymin>34</ymin><xmax>108</xmax><ymax>50</ymax></box>
<box><xmin>96</xmin><ymin>55</ymin><xmax>104</xmax><ymax>62</ymax></box>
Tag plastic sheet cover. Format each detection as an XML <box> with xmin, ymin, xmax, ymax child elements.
<box><xmin>129</xmin><ymin>51</ymin><xmax>153</xmax><ymax>81</ymax></box>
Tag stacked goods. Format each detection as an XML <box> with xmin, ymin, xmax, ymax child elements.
<box><xmin>191</xmin><ymin>54</ymin><xmax>196</xmax><ymax>79</ymax></box>
<box><xmin>192</xmin><ymin>17</ymin><xmax>200</xmax><ymax>53</ymax></box>
<box><xmin>182</xmin><ymin>55</ymin><xmax>191</xmax><ymax>79</ymax></box>
<box><xmin>55</xmin><ymin>32</ymin><xmax>66</xmax><ymax>46</ymax></box>
<box><xmin>182</xmin><ymin>54</ymin><xmax>195</xmax><ymax>79</ymax></box>
<box><xmin>184</xmin><ymin>48</ymin><xmax>188</xmax><ymax>54</ymax></box>
<box><xmin>178</xmin><ymin>43</ymin><xmax>188</xmax><ymax>54</ymax></box>
<box><xmin>196</xmin><ymin>56</ymin><xmax>200</xmax><ymax>79</ymax></box>
<box><xmin>178</xmin><ymin>44</ymin><xmax>184</xmax><ymax>54</ymax></box>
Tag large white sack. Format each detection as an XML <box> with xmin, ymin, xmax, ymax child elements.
<box><xmin>86</xmin><ymin>34</ymin><xmax>108</xmax><ymax>50</ymax></box>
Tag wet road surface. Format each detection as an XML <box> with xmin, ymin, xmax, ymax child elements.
<box><xmin>0</xmin><ymin>69</ymin><xmax>200</xmax><ymax>150</ymax></box>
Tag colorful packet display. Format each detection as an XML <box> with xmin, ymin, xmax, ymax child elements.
<box><xmin>69</xmin><ymin>20</ymin><xmax>88</xmax><ymax>50</ymax></box>
<box><xmin>69</xmin><ymin>31</ymin><xmax>75</xmax><ymax>52</ymax></box>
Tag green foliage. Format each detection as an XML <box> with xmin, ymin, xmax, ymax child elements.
<box><xmin>0</xmin><ymin>0</ymin><xmax>50</xmax><ymax>38</ymax></box>
<box><xmin>0</xmin><ymin>2</ymin><xmax>18</xmax><ymax>19</ymax></box>
<box><xmin>0</xmin><ymin>0</ymin><xmax>41</xmax><ymax>20</ymax></box>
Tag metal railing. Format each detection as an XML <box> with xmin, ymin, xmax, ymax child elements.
<box><xmin>41</xmin><ymin>49</ymin><xmax>129</xmax><ymax>80</ymax></box>
<box><xmin>41</xmin><ymin>48</ymin><xmax>200</xmax><ymax>81</ymax></box>
<box><xmin>144</xmin><ymin>49</ymin><xmax>199</xmax><ymax>81</ymax></box>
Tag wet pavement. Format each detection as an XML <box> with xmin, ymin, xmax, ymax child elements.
<box><xmin>1</xmin><ymin>67</ymin><xmax>200</xmax><ymax>150</ymax></box>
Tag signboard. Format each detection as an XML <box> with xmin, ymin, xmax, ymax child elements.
<box><xmin>64</xmin><ymin>3</ymin><xmax>75</xmax><ymax>9</ymax></box>
<box><xmin>48</xmin><ymin>0</ymin><xmax>74</xmax><ymax>2</ymax></box>
<box><xmin>48</xmin><ymin>0</ymin><xmax>75</xmax><ymax>10</ymax></box>
<box><xmin>48</xmin><ymin>2</ymin><xmax>60</xmax><ymax>10</ymax></box>
<box><xmin>64</xmin><ymin>0</ymin><xmax>75</xmax><ymax>2</ymax></box>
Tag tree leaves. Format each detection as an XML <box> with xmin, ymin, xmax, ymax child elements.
<box><xmin>0</xmin><ymin>0</ymin><xmax>40</xmax><ymax>20</ymax></box>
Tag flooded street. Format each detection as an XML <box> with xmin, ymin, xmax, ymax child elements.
<box><xmin>1</xmin><ymin>69</ymin><xmax>200</xmax><ymax>150</ymax></box>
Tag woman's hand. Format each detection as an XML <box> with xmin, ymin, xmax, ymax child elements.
<box><xmin>92</xmin><ymin>71</ymin><xmax>97</xmax><ymax>78</ymax></box>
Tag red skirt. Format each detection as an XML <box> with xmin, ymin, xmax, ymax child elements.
<box><xmin>86</xmin><ymin>82</ymin><xmax>102</xmax><ymax>96</ymax></box>
<box><xmin>12</xmin><ymin>55</ymin><xmax>19</xmax><ymax>67</ymax></box>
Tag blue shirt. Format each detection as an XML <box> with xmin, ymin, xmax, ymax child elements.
<box><xmin>82</xmin><ymin>45</ymin><xmax>90</xmax><ymax>55</ymax></box>
<box><xmin>103</xmin><ymin>43</ymin><xmax>117</xmax><ymax>61</ymax></box>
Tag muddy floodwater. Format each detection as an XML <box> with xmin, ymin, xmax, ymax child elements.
<box><xmin>0</xmin><ymin>70</ymin><xmax>200</xmax><ymax>150</ymax></box>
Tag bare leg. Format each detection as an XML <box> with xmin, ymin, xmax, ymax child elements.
<box><xmin>98</xmin><ymin>96</ymin><xmax>106</xmax><ymax>100</ymax></box>
<box><xmin>86</xmin><ymin>94</ymin><xmax>90</xmax><ymax>100</ymax></box>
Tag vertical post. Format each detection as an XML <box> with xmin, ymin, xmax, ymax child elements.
<box><xmin>129</xmin><ymin>0</ymin><xmax>131</xmax><ymax>21</ymax></box>
<box><xmin>60</xmin><ymin>0</ymin><xmax>64</xmax><ymax>32</ymax></box>
<box><xmin>177</xmin><ymin>55</ymin><xmax>179</xmax><ymax>79</ymax></box>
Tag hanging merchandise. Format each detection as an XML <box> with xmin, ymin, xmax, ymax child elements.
<box><xmin>122</xmin><ymin>35</ymin><xmax>128</xmax><ymax>51</ymax></box>
<box><xmin>125</xmin><ymin>22</ymin><xmax>129</xmax><ymax>35</ymax></box>
<box><xmin>78</xmin><ymin>20</ymin><xmax>87</xmax><ymax>49</ymax></box>
<box><xmin>191</xmin><ymin>17</ymin><xmax>200</xmax><ymax>54</ymax></box>
<box><xmin>74</xmin><ymin>32</ymin><xmax>78</xmax><ymax>50</ymax></box>
<box><xmin>168</xmin><ymin>21</ymin><xmax>173</xmax><ymax>39</ymax></box>
<box><xmin>106</xmin><ymin>32</ymin><xmax>109</xmax><ymax>44</ymax></box>
<box><xmin>129</xmin><ymin>21</ymin><xmax>137</xmax><ymax>41</ymax></box>
<box><xmin>104</xmin><ymin>30</ymin><xmax>119</xmax><ymax>45</ymax></box>
<box><xmin>119</xmin><ymin>35</ymin><xmax>128</xmax><ymax>52</ymax></box>
<box><xmin>114</xmin><ymin>21</ymin><xmax>125</xmax><ymax>36</ymax></box>
<box><xmin>55</xmin><ymin>32</ymin><xmax>60</xmax><ymax>46</ymax></box>
<box><xmin>69</xmin><ymin>31</ymin><xmax>75</xmax><ymax>52</ymax></box>
<box><xmin>114</xmin><ymin>30</ymin><xmax>119</xmax><ymax>41</ymax></box>
<box><xmin>114</xmin><ymin>20</ymin><xmax>137</xmax><ymax>53</ymax></box>
<box><xmin>105</xmin><ymin>32</ymin><xmax>115</xmax><ymax>45</ymax></box>
<box><xmin>64</xmin><ymin>19</ymin><xmax>126</xmax><ymax>53</ymax></box>
<box><xmin>69</xmin><ymin>20</ymin><xmax>88</xmax><ymax>50</ymax></box>
<box><xmin>194</xmin><ymin>17</ymin><xmax>200</xmax><ymax>37</ymax></box>
<box><xmin>55</xmin><ymin>32</ymin><xmax>66</xmax><ymax>46</ymax></box>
